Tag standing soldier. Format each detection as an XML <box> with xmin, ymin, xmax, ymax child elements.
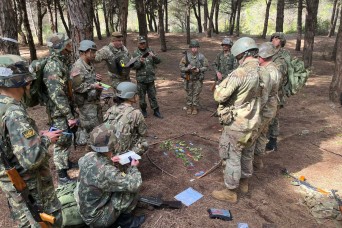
<box><xmin>213</xmin><ymin>37</ymin><xmax>237</xmax><ymax>84</ymax></box>
<box><xmin>212</xmin><ymin>37</ymin><xmax>261</xmax><ymax>203</ymax></box>
<box><xmin>95</xmin><ymin>32</ymin><xmax>131</xmax><ymax>89</ymax></box>
<box><xmin>132</xmin><ymin>36</ymin><xmax>163</xmax><ymax>118</ymax></box>
<box><xmin>266</xmin><ymin>32</ymin><xmax>291</xmax><ymax>152</ymax></box>
<box><xmin>70</xmin><ymin>40</ymin><xmax>104</xmax><ymax>146</ymax></box>
<box><xmin>44</xmin><ymin>33</ymin><xmax>78</xmax><ymax>183</ymax></box>
<box><xmin>0</xmin><ymin>55</ymin><xmax>62</xmax><ymax>227</ymax></box>
<box><xmin>179</xmin><ymin>40</ymin><xmax>209</xmax><ymax>115</ymax></box>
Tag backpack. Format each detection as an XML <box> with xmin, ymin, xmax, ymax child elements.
<box><xmin>25</xmin><ymin>58</ymin><xmax>49</xmax><ymax>107</ymax></box>
<box><xmin>283</xmin><ymin>57</ymin><xmax>310</xmax><ymax>96</ymax></box>
<box><xmin>56</xmin><ymin>182</ymin><xmax>85</xmax><ymax>227</ymax></box>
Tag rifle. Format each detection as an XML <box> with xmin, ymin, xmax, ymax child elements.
<box><xmin>139</xmin><ymin>195</ymin><xmax>182</xmax><ymax>209</ymax></box>
<box><xmin>331</xmin><ymin>190</ymin><xmax>342</xmax><ymax>214</ymax></box>
<box><xmin>125</xmin><ymin>52</ymin><xmax>150</xmax><ymax>68</ymax></box>
<box><xmin>181</xmin><ymin>51</ymin><xmax>190</xmax><ymax>81</ymax></box>
<box><xmin>0</xmin><ymin>146</ymin><xmax>55</xmax><ymax>228</ymax></box>
<box><xmin>67</xmin><ymin>79</ymin><xmax>78</xmax><ymax>150</ymax></box>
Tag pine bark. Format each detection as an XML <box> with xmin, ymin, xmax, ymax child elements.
<box><xmin>328</xmin><ymin>0</ymin><xmax>338</xmax><ymax>37</ymax></box>
<box><xmin>158</xmin><ymin>0</ymin><xmax>166</xmax><ymax>51</ymax></box>
<box><xmin>203</xmin><ymin>0</ymin><xmax>208</xmax><ymax>32</ymax></box>
<box><xmin>295</xmin><ymin>0</ymin><xmax>303</xmax><ymax>51</ymax></box>
<box><xmin>235</xmin><ymin>0</ymin><xmax>242</xmax><ymax>36</ymax></box>
<box><xmin>57</xmin><ymin>0</ymin><xmax>70</xmax><ymax>37</ymax></box>
<box><xmin>276</xmin><ymin>0</ymin><xmax>284</xmax><ymax>32</ymax></box>
<box><xmin>262</xmin><ymin>0</ymin><xmax>272</xmax><ymax>39</ymax></box>
<box><xmin>120</xmin><ymin>0</ymin><xmax>128</xmax><ymax>45</ymax></box>
<box><xmin>135</xmin><ymin>0</ymin><xmax>148</xmax><ymax>39</ymax></box>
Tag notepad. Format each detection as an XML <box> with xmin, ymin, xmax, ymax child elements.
<box><xmin>174</xmin><ymin>187</ymin><xmax>203</xmax><ymax>206</ymax></box>
<box><xmin>100</xmin><ymin>82</ymin><xmax>111</xmax><ymax>90</ymax></box>
<box><xmin>118</xmin><ymin>151</ymin><xmax>141</xmax><ymax>165</ymax></box>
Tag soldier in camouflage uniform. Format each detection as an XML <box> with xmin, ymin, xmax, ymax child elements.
<box><xmin>70</xmin><ymin>40</ymin><xmax>103</xmax><ymax>146</ymax></box>
<box><xmin>104</xmin><ymin>82</ymin><xmax>148</xmax><ymax>155</ymax></box>
<box><xmin>212</xmin><ymin>37</ymin><xmax>262</xmax><ymax>203</ymax></box>
<box><xmin>0</xmin><ymin>55</ymin><xmax>62</xmax><ymax>227</ymax></box>
<box><xmin>213</xmin><ymin>37</ymin><xmax>237</xmax><ymax>84</ymax></box>
<box><xmin>43</xmin><ymin>33</ymin><xmax>78</xmax><ymax>183</ymax></box>
<box><xmin>179</xmin><ymin>40</ymin><xmax>209</xmax><ymax>115</ymax></box>
<box><xmin>95</xmin><ymin>32</ymin><xmax>131</xmax><ymax>89</ymax></box>
<box><xmin>132</xmin><ymin>36</ymin><xmax>163</xmax><ymax>118</ymax></box>
<box><xmin>75</xmin><ymin>123</ymin><xmax>145</xmax><ymax>228</ymax></box>
<box><xmin>266</xmin><ymin>32</ymin><xmax>291</xmax><ymax>152</ymax></box>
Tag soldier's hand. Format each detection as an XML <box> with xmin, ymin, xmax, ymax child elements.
<box><xmin>140</xmin><ymin>57</ymin><xmax>145</xmax><ymax>63</ymax></box>
<box><xmin>93</xmin><ymin>83</ymin><xmax>103</xmax><ymax>90</ymax></box>
<box><xmin>68</xmin><ymin>119</ymin><xmax>78</xmax><ymax>128</ymax></box>
<box><xmin>216</xmin><ymin>72</ymin><xmax>222</xmax><ymax>80</ymax></box>
<box><xmin>95</xmin><ymin>74</ymin><xmax>102</xmax><ymax>82</ymax></box>
<box><xmin>42</xmin><ymin>130</ymin><xmax>62</xmax><ymax>143</ymax></box>
<box><xmin>187</xmin><ymin>64</ymin><xmax>193</xmax><ymax>70</ymax></box>
<box><xmin>131</xmin><ymin>159</ymin><xmax>139</xmax><ymax>167</ymax></box>
<box><xmin>111</xmin><ymin>156</ymin><xmax>120</xmax><ymax>163</ymax></box>
<box><xmin>149</xmin><ymin>51</ymin><xmax>155</xmax><ymax>57</ymax></box>
<box><xmin>193</xmin><ymin>68</ymin><xmax>200</xmax><ymax>73</ymax></box>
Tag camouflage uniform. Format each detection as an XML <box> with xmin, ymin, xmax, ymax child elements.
<box><xmin>104</xmin><ymin>103</ymin><xmax>148</xmax><ymax>155</ymax></box>
<box><xmin>213</xmin><ymin>51</ymin><xmax>237</xmax><ymax>82</ymax></box>
<box><xmin>179</xmin><ymin>52</ymin><xmax>209</xmax><ymax>108</ymax></box>
<box><xmin>75</xmin><ymin>152</ymin><xmax>141</xmax><ymax>227</ymax></box>
<box><xmin>95</xmin><ymin>43</ymin><xmax>131</xmax><ymax>89</ymax></box>
<box><xmin>43</xmin><ymin>51</ymin><xmax>74</xmax><ymax>171</ymax></box>
<box><xmin>132</xmin><ymin>47</ymin><xmax>161</xmax><ymax>111</ymax></box>
<box><xmin>0</xmin><ymin>96</ymin><xmax>62</xmax><ymax>227</ymax></box>
<box><xmin>70</xmin><ymin>58</ymin><xmax>103</xmax><ymax>145</ymax></box>
<box><xmin>214</xmin><ymin>58</ymin><xmax>261</xmax><ymax>189</ymax></box>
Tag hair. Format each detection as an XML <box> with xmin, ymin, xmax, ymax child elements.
<box><xmin>113</xmin><ymin>96</ymin><xmax>125</xmax><ymax>104</ymax></box>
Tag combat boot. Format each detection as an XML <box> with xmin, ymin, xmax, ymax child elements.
<box><xmin>192</xmin><ymin>106</ymin><xmax>198</xmax><ymax>115</ymax></box>
<box><xmin>253</xmin><ymin>156</ymin><xmax>264</xmax><ymax>170</ymax></box>
<box><xmin>212</xmin><ymin>188</ymin><xmax>237</xmax><ymax>203</ymax></box>
<box><xmin>112</xmin><ymin>213</ymin><xmax>146</xmax><ymax>228</ymax></box>
<box><xmin>57</xmin><ymin>169</ymin><xmax>74</xmax><ymax>184</ymax></box>
<box><xmin>239</xmin><ymin>178</ymin><xmax>249</xmax><ymax>194</ymax></box>
<box><xmin>141</xmin><ymin>108</ymin><xmax>147</xmax><ymax>118</ymax></box>
<box><xmin>186</xmin><ymin>106</ymin><xmax>192</xmax><ymax>115</ymax></box>
<box><xmin>266</xmin><ymin>137</ymin><xmax>277</xmax><ymax>152</ymax></box>
<box><xmin>153</xmin><ymin>108</ymin><xmax>163</xmax><ymax>119</ymax></box>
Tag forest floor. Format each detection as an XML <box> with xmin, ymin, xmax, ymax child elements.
<box><xmin>1</xmin><ymin>32</ymin><xmax>342</xmax><ymax>228</ymax></box>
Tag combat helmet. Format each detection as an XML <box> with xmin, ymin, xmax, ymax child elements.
<box><xmin>258</xmin><ymin>42</ymin><xmax>277</xmax><ymax>59</ymax></box>
<box><xmin>79</xmin><ymin>40</ymin><xmax>97</xmax><ymax>52</ymax></box>
<box><xmin>0</xmin><ymin>55</ymin><xmax>33</xmax><ymax>88</ymax></box>
<box><xmin>116</xmin><ymin>82</ymin><xmax>137</xmax><ymax>99</ymax></box>
<box><xmin>270</xmin><ymin>32</ymin><xmax>286</xmax><ymax>47</ymax></box>
<box><xmin>221</xmin><ymin>37</ymin><xmax>233</xmax><ymax>46</ymax></box>
<box><xmin>46</xmin><ymin>33</ymin><xmax>71</xmax><ymax>53</ymax></box>
<box><xmin>189</xmin><ymin>39</ymin><xmax>200</xmax><ymax>48</ymax></box>
<box><xmin>231</xmin><ymin>37</ymin><xmax>258</xmax><ymax>57</ymax></box>
<box><xmin>89</xmin><ymin>123</ymin><xmax>118</xmax><ymax>153</ymax></box>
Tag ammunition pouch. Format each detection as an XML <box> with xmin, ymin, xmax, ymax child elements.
<box><xmin>217</xmin><ymin>106</ymin><xmax>235</xmax><ymax>125</ymax></box>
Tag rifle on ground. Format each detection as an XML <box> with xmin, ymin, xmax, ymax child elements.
<box><xmin>139</xmin><ymin>195</ymin><xmax>182</xmax><ymax>209</ymax></box>
<box><xmin>0</xmin><ymin>146</ymin><xmax>55</xmax><ymax>228</ymax></box>
<box><xmin>331</xmin><ymin>190</ymin><xmax>342</xmax><ymax>214</ymax></box>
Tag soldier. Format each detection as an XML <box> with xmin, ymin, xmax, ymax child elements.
<box><xmin>43</xmin><ymin>33</ymin><xmax>78</xmax><ymax>183</ymax></box>
<box><xmin>132</xmin><ymin>36</ymin><xmax>163</xmax><ymax>118</ymax></box>
<box><xmin>213</xmin><ymin>37</ymin><xmax>237</xmax><ymax>84</ymax></box>
<box><xmin>179</xmin><ymin>39</ymin><xmax>209</xmax><ymax>115</ymax></box>
<box><xmin>75</xmin><ymin>123</ymin><xmax>145</xmax><ymax>228</ymax></box>
<box><xmin>70</xmin><ymin>40</ymin><xmax>104</xmax><ymax>146</ymax></box>
<box><xmin>266</xmin><ymin>32</ymin><xmax>291</xmax><ymax>152</ymax></box>
<box><xmin>104</xmin><ymin>82</ymin><xmax>148</xmax><ymax>155</ymax></box>
<box><xmin>253</xmin><ymin>42</ymin><xmax>281</xmax><ymax>169</ymax></box>
<box><xmin>95</xmin><ymin>32</ymin><xmax>131</xmax><ymax>89</ymax></box>
<box><xmin>0</xmin><ymin>54</ymin><xmax>63</xmax><ymax>227</ymax></box>
<box><xmin>212</xmin><ymin>37</ymin><xmax>261</xmax><ymax>203</ymax></box>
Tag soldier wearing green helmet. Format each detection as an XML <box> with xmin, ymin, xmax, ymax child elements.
<box><xmin>213</xmin><ymin>37</ymin><xmax>265</xmax><ymax>203</ymax></box>
<box><xmin>0</xmin><ymin>54</ymin><xmax>63</xmax><ymax>227</ymax></box>
<box><xmin>43</xmin><ymin>33</ymin><xmax>79</xmax><ymax>183</ymax></box>
<box><xmin>179</xmin><ymin>39</ymin><xmax>209</xmax><ymax>115</ymax></box>
<box><xmin>70</xmin><ymin>40</ymin><xmax>104</xmax><ymax>146</ymax></box>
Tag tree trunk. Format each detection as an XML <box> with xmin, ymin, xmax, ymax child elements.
<box><xmin>235</xmin><ymin>0</ymin><xmax>242</xmax><ymax>36</ymax></box>
<box><xmin>329</xmin><ymin>3</ymin><xmax>340</xmax><ymax>37</ymax></box>
<box><xmin>37</xmin><ymin>0</ymin><xmax>46</xmax><ymax>46</ymax></box>
<box><xmin>206</xmin><ymin>0</ymin><xmax>217</xmax><ymax>37</ymax></box>
<box><xmin>15</xmin><ymin>0</ymin><xmax>27</xmax><ymax>45</ymax></box>
<box><xmin>120</xmin><ymin>0</ymin><xmax>128</xmax><ymax>45</ymax></box>
<box><xmin>147</xmin><ymin>12</ymin><xmax>154</xmax><ymax>32</ymax></box>
<box><xmin>152</xmin><ymin>14</ymin><xmax>158</xmax><ymax>32</ymax></box>
<box><xmin>94</xmin><ymin>3</ymin><xmax>102</xmax><ymax>40</ymax></box>
<box><xmin>102</xmin><ymin>0</ymin><xmax>110</xmax><ymax>37</ymax></box>
<box><xmin>328</xmin><ymin>0</ymin><xmax>338</xmax><ymax>37</ymax></box>
<box><xmin>186</xmin><ymin>4</ymin><xmax>190</xmax><ymax>44</ymax></box>
<box><xmin>54</xmin><ymin>0</ymin><xmax>58</xmax><ymax>32</ymax></box>
<box><xmin>262</xmin><ymin>0</ymin><xmax>272</xmax><ymax>39</ymax></box>
<box><xmin>164</xmin><ymin>0</ymin><xmax>169</xmax><ymax>33</ymax></box>
<box><xmin>47</xmin><ymin>0</ymin><xmax>56</xmax><ymax>32</ymax></box>
<box><xmin>330</xmin><ymin>12</ymin><xmax>342</xmax><ymax>103</ymax></box>
<box><xmin>158</xmin><ymin>0</ymin><xmax>166</xmax><ymax>51</ymax></box>
<box><xmin>0</xmin><ymin>0</ymin><xmax>20</xmax><ymax>55</ymax></box>
<box><xmin>229</xmin><ymin>0</ymin><xmax>237</xmax><ymax>35</ymax></box>
<box><xmin>192</xmin><ymin>0</ymin><xmax>202</xmax><ymax>33</ymax></box>
<box><xmin>332</xmin><ymin>5</ymin><xmax>342</xmax><ymax>61</ymax></box>
<box><xmin>295</xmin><ymin>0</ymin><xmax>303</xmax><ymax>51</ymax></box>
<box><xmin>203</xmin><ymin>0</ymin><xmax>208</xmax><ymax>32</ymax></box>
<box><xmin>20</xmin><ymin>0</ymin><xmax>37</xmax><ymax>60</ymax></box>
<box><xmin>27</xmin><ymin>0</ymin><xmax>37</xmax><ymax>37</ymax></box>
<box><xmin>67</xmin><ymin>0</ymin><xmax>94</xmax><ymax>61</ymax></box>
<box><xmin>135</xmin><ymin>0</ymin><xmax>148</xmax><ymax>39</ymax></box>
<box><xmin>57</xmin><ymin>0</ymin><xmax>70</xmax><ymax>37</ymax></box>
<box><xmin>303</xmin><ymin>0</ymin><xmax>319</xmax><ymax>68</ymax></box>
<box><xmin>276</xmin><ymin>0</ymin><xmax>284</xmax><ymax>32</ymax></box>
<box><xmin>214</xmin><ymin>0</ymin><xmax>220</xmax><ymax>34</ymax></box>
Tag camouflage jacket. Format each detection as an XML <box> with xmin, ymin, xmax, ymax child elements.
<box><xmin>43</xmin><ymin>52</ymin><xmax>74</xmax><ymax>120</ymax></box>
<box><xmin>75</xmin><ymin>152</ymin><xmax>142</xmax><ymax>225</ymax></box>
<box><xmin>214</xmin><ymin>58</ymin><xmax>261</xmax><ymax>133</ymax></box>
<box><xmin>104</xmin><ymin>103</ymin><xmax>148</xmax><ymax>155</ymax></box>
<box><xmin>132</xmin><ymin>47</ymin><xmax>161</xmax><ymax>83</ymax></box>
<box><xmin>179</xmin><ymin>52</ymin><xmax>209</xmax><ymax>80</ymax></box>
<box><xmin>95</xmin><ymin>43</ymin><xmax>131</xmax><ymax>78</ymax></box>
<box><xmin>213</xmin><ymin>51</ymin><xmax>237</xmax><ymax>81</ymax></box>
<box><xmin>272</xmin><ymin>47</ymin><xmax>290</xmax><ymax>106</ymax></box>
<box><xmin>70</xmin><ymin>58</ymin><xmax>101</xmax><ymax>106</ymax></box>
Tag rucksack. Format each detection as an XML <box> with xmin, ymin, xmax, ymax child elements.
<box><xmin>25</xmin><ymin>58</ymin><xmax>49</xmax><ymax>107</ymax></box>
<box><xmin>56</xmin><ymin>182</ymin><xmax>85</xmax><ymax>227</ymax></box>
<box><xmin>283</xmin><ymin>57</ymin><xmax>310</xmax><ymax>96</ymax></box>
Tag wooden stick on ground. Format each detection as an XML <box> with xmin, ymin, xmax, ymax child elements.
<box><xmin>146</xmin><ymin>152</ymin><xmax>178</xmax><ymax>179</ymax></box>
<box><xmin>197</xmin><ymin>159</ymin><xmax>223</xmax><ymax>179</ymax></box>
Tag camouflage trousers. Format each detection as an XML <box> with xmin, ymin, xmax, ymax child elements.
<box><xmin>138</xmin><ymin>81</ymin><xmax>159</xmax><ymax>110</ymax></box>
<box><xmin>111</xmin><ymin>74</ymin><xmax>131</xmax><ymax>90</ymax></box>
<box><xmin>184</xmin><ymin>79</ymin><xmax>203</xmax><ymax>107</ymax></box>
<box><xmin>51</xmin><ymin>117</ymin><xmax>72</xmax><ymax>170</ymax></box>
<box><xmin>76</xmin><ymin>103</ymin><xmax>103</xmax><ymax>146</ymax></box>
<box><xmin>254</xmin><ymin>117</ymin><xmax>272</xmax><ymax>157</ymax></box>
<box><xmin>219</xmin><ymin>127</ymin><xmax>254</xmax><ymax>189</ymax></box>
<box><xmin>89</xmin><ymin>193</ymin><xmax>138</xmax><ymax>227</ymax></box>
<box><xmin>0</xmin><ymin>161</ymin><xmax>62</xmax><ymax>227</ymax></box>
<box><xmin>268</xmin><ymin>109</ymin><xmax>280</xmax><ymax>138</ymax></box>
